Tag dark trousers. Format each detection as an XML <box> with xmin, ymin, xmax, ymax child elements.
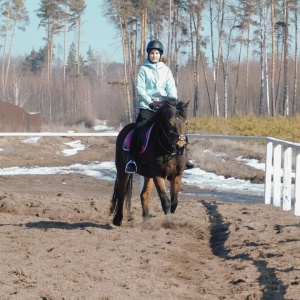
<box><xmin>128</xmin><ymin>109</ymin><xmax>155</xmax><ymax>157</ymax></box>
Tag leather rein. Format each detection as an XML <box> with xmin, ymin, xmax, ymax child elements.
<box><xmin>157</xmin><ymin>122</ymin><xmax>187</xmax><ymax>157</ymax></box>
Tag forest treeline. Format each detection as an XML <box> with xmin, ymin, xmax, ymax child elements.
<box><xmin>0</xmin><ymin>0</ymin><xmax>299</xmax><ymax>127</ymax></box>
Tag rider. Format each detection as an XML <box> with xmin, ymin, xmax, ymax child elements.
<box><xmin>125</xmin><ymin>39</ymin><xmax>194</xmax><ymax>174</ymax></box>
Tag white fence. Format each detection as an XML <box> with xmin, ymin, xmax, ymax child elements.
<box><xmin>188</xmin><ymin>134</ymin><xmax>300</xmax><ymax>217</ymax></box>
<box><xmin>1</xmin><ymin>132</ymin><xmax>299</xmax><ymax>217</ymax></box>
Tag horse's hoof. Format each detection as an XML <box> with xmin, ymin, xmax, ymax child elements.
<box><xmin>113</xmin><ymin>218</ymin><xmax>122</xmax><ymax>226</ymax></box>
<box><xmin>142</xmin><ymin>215</ymin><xmax>150</xmax><ymax>222</ymax></box>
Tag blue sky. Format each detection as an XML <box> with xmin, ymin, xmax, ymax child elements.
<box><xmin>12</xmin><ymin>0</ymin><xmax>123</xmax><ymax>62</ymax></box>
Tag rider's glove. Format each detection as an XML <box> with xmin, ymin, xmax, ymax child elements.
<box><xmin>149</xmin><ymin>98</ymin><xmax>160</xmax><ymax>110</ymax></box>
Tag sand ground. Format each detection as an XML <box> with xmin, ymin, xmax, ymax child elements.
<box><xmin>0</xmin><ymin>136</ymin><xmax>299</xmax><ymax>300</ymax></box>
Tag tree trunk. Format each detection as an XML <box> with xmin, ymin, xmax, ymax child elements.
<box><xmin>271</xmin><ymin>0</ymin><xmax>276</xmax><ymax>116</ymax></box>
<box><xmin>264</xmin><ymin>4</ymin><xmax>270</xmax><ymax>115</ymax></box>
<box><xmin>213</xmin><ymin>0</ymin><xmax>224</xmax><ymax>117</ymax></box>
<box><xmin>63</xmin><ymin>20</ymin><xmax>67</xmax><ymax>82</ymax></box>
<box><xmin>259</xmin><ymin>1</ymin><xmax>265</xmax><ymax>116</ymax></box>
<box><xmin>139</xmin><ymin>2</ymin><xmax>147</xmax><ymax>67</ymax></box>
<box><xmin>233</xmin><ymin>32</ymin><xmax>243</xmax><ymax>115</ymax></box>
<box><xmin>1</xmin><ymin>0</ymin><xmax>11</xmax><ymax>96</ymax></box>
<box><xmin>292</xmin><ymin>3</ymin><xmax>298</xmax><ymax>114</ymax></box>
<box><xmin>4</xmin><ymin>19</ymin><xmax>17</xmax><ymax>91</ymax></box>
<box><xmin>117</xmin><ymin>5</ymin><xmax>132</xmax><ymax>123</ymax></box>
<box><xmin>283</xmin><ymin>0</ymin><xmax>289</xmax><ymax>116</ymax></box>
<box><xmin>77</xmin><ymin>15</ymin><xmax>82</xmax><ymax>76</ymax></box>
<box><xmin>193</xmin><ymin>0</ymin><xmax>203</xmax><ymax>117</ymax></box>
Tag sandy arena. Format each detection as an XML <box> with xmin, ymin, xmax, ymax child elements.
<box><xmin>0</xmin><ymin>136</ymin><xmax>299</xmax><ymax>300</ymax></box>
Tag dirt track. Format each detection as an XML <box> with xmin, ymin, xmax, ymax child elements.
<box><xmin>0</xmin><ymin>136</ymin><xmax>300</xmax><ymax>299</ymax></box>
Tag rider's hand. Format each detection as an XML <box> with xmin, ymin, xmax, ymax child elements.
<box><xmin>149</xmin><ymin>100</ymin><xmax>160</xmax><ymax>110</ymax></box>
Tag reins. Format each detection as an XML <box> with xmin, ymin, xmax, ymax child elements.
<box><xmin>149</xmin><ymin>99</ymin><xmax>188</xmax><ymax>157</ymax></box>
<box><xmin>157</xmin><ymin>122</ymin><xmax>186</xmax><ymax>157</ymax></box>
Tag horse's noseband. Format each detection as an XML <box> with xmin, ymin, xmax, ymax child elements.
<box><xmin>178</xmin><ymin>134</ymin><xmax>186</xmax><ymax>141</ymax></box>
<box><xmin>158</xmin><ymin>123</ymin><xmax>187</xmax><ymax>157</ymax></box>
<box><xmin>169</xmin><ymin>130</ymin><xmax>187</xmax><ymax>155</ymax></box>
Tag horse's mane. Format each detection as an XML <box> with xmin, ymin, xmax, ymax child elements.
<box><xmin>149</xmin><ymin>98</ymin><xmax>188</xmax><ymax>124</ymax></box>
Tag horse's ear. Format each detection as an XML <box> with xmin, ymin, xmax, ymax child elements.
<box><xmin>183</xmin><ymin>100</ymin><xmax>190</xmax><ymax>108</ymax></box>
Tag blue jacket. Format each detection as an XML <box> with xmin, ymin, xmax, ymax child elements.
<box><xmin>136</xmin><ymin>59</ymin><xmax>177</xmax><ymax>110</ymax></box>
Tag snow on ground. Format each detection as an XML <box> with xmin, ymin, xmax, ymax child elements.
<box><xmin>0</xmin><ymin>129</ymin><xmax>269</xmax><ymax>200</ymax></box>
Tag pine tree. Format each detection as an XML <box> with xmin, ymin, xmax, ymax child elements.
<box><xmin>36</xmin><ymin>0</ymin><xmax>65</xmax><ymax>82</ymax></box>
<box><xmin>66</xmin><ymin>42</ymin><xmax>77</xmax><ymax>77</ymax></box>
<box><xmin>69</xmin><ymin>0</ymin><xmax>86</xmax><ymax>76</ymax></box>
<box><xmin>85</xmin><ymin>45</ymin><xmax>96</xmax><ymax>78</ymax></box>
<box><xmin>0</xmin><ymin>0</ymin><xmax>29</xmax><ymax>95</ymax></box>
<box><xmin>22</xmin><ymin>47</ymin><xmax>47</xmax><ymax>74</ymax></box>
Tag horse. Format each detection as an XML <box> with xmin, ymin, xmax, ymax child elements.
<box><xmin>110</xmin><ymin>99</ymin><xmax>189</xmax><ymax>226</ymax></box>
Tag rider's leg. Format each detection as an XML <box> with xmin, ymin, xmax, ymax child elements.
<box><xmin>125</xmin><ymin>109</ymin><xmax>155</xmax><ymax>174</ymax></box>
<box><xmin>125</xmin><ymin>127</ymin><xmax>139</xmax><ymax>174</ymax></box>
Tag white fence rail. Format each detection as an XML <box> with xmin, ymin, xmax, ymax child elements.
<box><xmin>188</xmin><ymin>134</ymin><xmax>300</xmax><ymax>217</ymax></box>
<box><xmin>1</xmin><ymin>132</ymin><xmax>300</xmax><ymax>217</ymax></box>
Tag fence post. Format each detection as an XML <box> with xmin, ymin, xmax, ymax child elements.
<box><xmin>264</xmin><ymin>141</ymin><xmax>273</xmax><ymax>205</ymax></box>
<box><xmin>273</xmin><ymin>143</ymin><xmax>282</xmax><ymax>207</ymax></box>
<box><xmin>295</xmin><ymin>149</ymin><xmax>300</xmax><ymax>216</ymax></box>
<box><xmin>283</xmin><ymin>146</ymin><xmax>292</xmax><ymax>211</ymax></box>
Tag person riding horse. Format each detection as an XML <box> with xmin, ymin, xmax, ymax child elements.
<box><xmin>125</xmin><ymin>40</ymin><xmax>194</xmax><ymax>174</ymax></box>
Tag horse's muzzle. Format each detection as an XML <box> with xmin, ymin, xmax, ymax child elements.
<box><xmin>176</xmin><ymin>135</ymin><xmax>187</xmax><ymax>155</ymax></box>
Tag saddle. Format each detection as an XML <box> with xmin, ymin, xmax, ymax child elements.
<box><xmin>123</xmin><ymin>123</ymin><xmax>154</xmax><ymax>153</ymax></box>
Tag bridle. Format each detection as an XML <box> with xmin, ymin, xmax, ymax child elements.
<box><xmin>157</xmin><ymin>122</ymin><xmax>187</xmax><ymax>156</ymax></box>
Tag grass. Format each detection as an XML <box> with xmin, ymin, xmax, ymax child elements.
<box><xmin>188</xmin><ymin>114</ymin><xmax>300</xmax><ymax>143</ymax></box>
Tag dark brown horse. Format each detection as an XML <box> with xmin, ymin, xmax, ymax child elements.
<box><xmin>110</xmin><ymin>99</ymin><xmax>189</xmax><ymax>226</ymax></box>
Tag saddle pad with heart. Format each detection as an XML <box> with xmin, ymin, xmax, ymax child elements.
<box><xmin>123</xmin><ymin>123</ymin><xmax>154</xmax><ymax>153</ymax></box>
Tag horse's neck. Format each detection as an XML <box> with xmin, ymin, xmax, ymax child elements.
<box><xmin>154</xmin><ymin>122</ymin><xmax>175</xmax><ymax>154</ymax></box>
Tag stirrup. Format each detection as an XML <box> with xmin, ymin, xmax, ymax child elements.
<box><xmin>125</xmin><ymin>160</ymin><xmax>137</xmax><ymax>174</ymax></box>
<box><xmin>186</xmin><ymin>156</ymin><xmax>195</xmax><ymax>169</ymax></box>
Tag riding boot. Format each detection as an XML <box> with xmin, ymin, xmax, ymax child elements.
<box><xmin>186</xmin><ymin>151</ymin><xmax>195</xmax><ymax>169</ymax></box>
<box><xmin>185</xmin><ymin>135</ymin><xmax>194</xmax><ymax>169</ymax></box>
<box><xmin>125</xmin><ymin>155</ymin><xmax>137</xmax><ymax>174</ymax></box>
<box><xmin>125</xmin><ymin>127</ymin><xmax>139</xmax><ymax>174</ymax></box>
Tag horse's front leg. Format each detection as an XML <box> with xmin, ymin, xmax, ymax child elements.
<box><xmin>153</xmin><ymin>177</ymin><xmax>171</xmax><ymax>214</ymax></box>
<box><xmin>140</xmin><ymin>177</ymin><xmax>155</xmax><ymax>220</ymax></box>
<box><xmin>170</xmin><ymin>175</ymin><xmax>183</xmax><ymax>213</ymax></box>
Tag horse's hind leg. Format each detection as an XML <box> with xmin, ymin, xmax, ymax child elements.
<box><xmin>140</xmin><ymin>177</ymin><xmax>155</xmax><ymax>220</ymax></box>
<box><xmin>112</xmin><ymin>173</ymin><xmax>131</xmax><ymax>226</ymax></box>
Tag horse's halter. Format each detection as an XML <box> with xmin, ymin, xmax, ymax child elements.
<box><xmin>158</xmin><ymin>119</ymin><xmax>187</xmax><ymax>156</ymax></box>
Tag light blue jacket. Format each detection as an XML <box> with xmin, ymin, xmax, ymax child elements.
<box><xmin>136</xmin><ymin>59</ymin><xmax>177</xmax><ymax>110</ymax></box>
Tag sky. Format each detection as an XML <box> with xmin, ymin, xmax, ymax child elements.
<box><xmin>0</xmin><ymin>124</ymin><xmax>271</xmax><ymax>204</ymax></box>
<box><xmin>12</xmin><ymin>0</ymin><xmax>124</xmax><ymax>62</ymax></box>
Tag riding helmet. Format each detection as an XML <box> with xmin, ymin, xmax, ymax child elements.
<box><xmin>146</xmin><ymin>40</ymin><xmax>164</xmax><ymax>55</ymax></box>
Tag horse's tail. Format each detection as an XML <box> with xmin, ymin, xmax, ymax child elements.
<box><xmin>125</xmin><ymin>174</ymin><xmax>133</xmax><ymax>216</ymax></box>
<box><xmin>109</xmin><ymin>174</ymin><xmax>133</xmax><ymax>219</ymax></box>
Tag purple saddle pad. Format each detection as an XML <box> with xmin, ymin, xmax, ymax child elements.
<box><xmin>123</xmin><ymin>123</ymin><xmax>154</xmax><ymax>153</ymax></box>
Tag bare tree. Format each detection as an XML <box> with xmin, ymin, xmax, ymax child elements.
<box><xmin>291</xmin><ymin>0</ymin><xmax>298</xmax><ymax>114</ymax></box>
<box><xmin>283</xmin><ymin>0</ymin><xmax>289</xmax><ymax>116</ymax></box>
<box><xmin>69</xmin><ymin>0</ymin><xmax>86</xmax><ymax>77</ymax></box>
<box><xmin>258</xmin><ymin>0</ymin><xmax>266</xmax><ymax>115</ymax></box>
<box><xmin>0</xmin><ymin>0</ymin><xmax>28</xmax><ymax>101</ymax></box>
<box><xmin>212</xmin><ymin>0</ymin><xmax>225</xmax><ymax>117</ymax></box>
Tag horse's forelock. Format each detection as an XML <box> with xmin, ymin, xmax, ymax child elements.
<box><xmin>175</xmin><ymin>101</ymin><xmax>188</xmax><ymax>119</ymax></box>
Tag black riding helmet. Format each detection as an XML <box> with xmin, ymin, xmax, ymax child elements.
<box><xmin>146</xmin><ymin>40</ymin><xmax>164</xmax><ymax>56</ymax></box>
